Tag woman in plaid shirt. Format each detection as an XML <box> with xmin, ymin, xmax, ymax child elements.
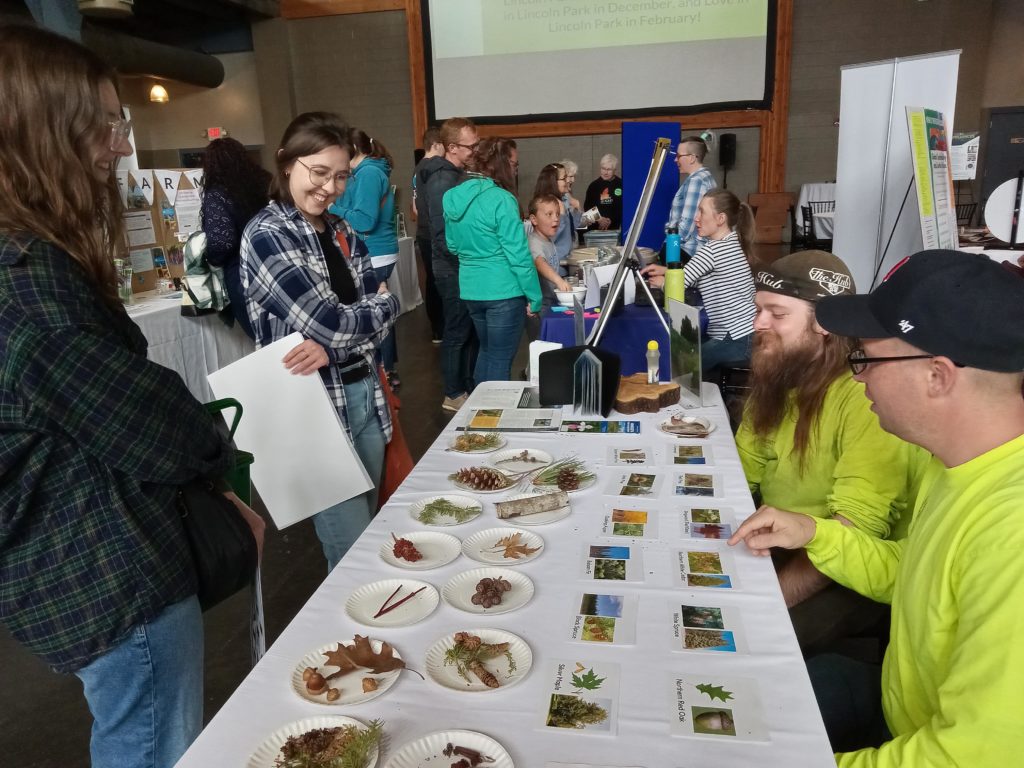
<box><xmin>240</xmin><ymin>113</ymin><xmax>399</xmax><ymax>572</ymax></box>
<box><xmin>0</xmin><ymin>25</ymin><xmax>264</xmax><ymax>768</ymax></box>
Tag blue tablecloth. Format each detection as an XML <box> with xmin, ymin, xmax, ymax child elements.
<box><xmin>539</xmin><ymin>303</ymin><xmax>671</xmax><ymax>381</ymax></box>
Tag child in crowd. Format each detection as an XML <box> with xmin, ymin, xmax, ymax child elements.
<box><xmin>526</xmin><ymin>193</ymin><xmax>571</xmax><ymax>340</ymax></box>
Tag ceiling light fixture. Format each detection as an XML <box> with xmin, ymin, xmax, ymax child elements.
<box><xmin>149</xmin><ymin>84</ymin><xmax>169</xmax><ymax>104</ymax></box>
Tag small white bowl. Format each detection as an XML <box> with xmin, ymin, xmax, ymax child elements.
<box><xmin>555</xmin><ymin>287</ymin><xmax>587</xmax><ymax>307</ymax></box>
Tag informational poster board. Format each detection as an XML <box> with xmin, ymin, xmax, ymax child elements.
<box><xmin>951</xmin><ymin>132</ymin><xmax>980</xmax><ymax>181</ymax></box>
<box><xmin>116</xmin><ymin>167</ymin><xmax>204</xmax><ymax>292</ymax></box>
<box><xmin>906</xmin><ymin>108</ymin><xmax>958</xmax><ymax>250</ymax></box>
<box><xmin>834</xmin><ymin>50</ymin><xmax>960</xmax><ymax>289</ymax></box>
<box><xmin>622</xmin><ymin>122</ymin><xmax>681</xmax><ymax>250</ymax></box>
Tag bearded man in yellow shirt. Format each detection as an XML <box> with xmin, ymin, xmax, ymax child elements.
<box><xmin>729</xmin><ymin>249</ymin><xmax>1024</xmax><ymax>767</ymax></box>
<box><xmin>735</xmin><ymin>250</ymin><xmax>913</xmax><ymax>653</ymax></box>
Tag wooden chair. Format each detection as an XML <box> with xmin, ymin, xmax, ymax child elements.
<box><xmin>747</xmin><ymin>192</ymin><xmax>795</xmax><ymax>245</ymax></box>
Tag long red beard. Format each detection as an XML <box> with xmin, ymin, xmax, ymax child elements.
<box><xmin>746</xmin><ymin>330</ymin><xmax>825</xmax><ymax>436</ymax></box>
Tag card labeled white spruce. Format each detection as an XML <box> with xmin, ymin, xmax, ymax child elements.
<box><xmin>670</xmin><ymin>600</ymin><xmax>748</xmax><ymax>654</ymax></box>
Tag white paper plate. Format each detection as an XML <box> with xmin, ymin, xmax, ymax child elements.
<box><xmin>461</xmin><ymin>527</ymin><xmax>544</xmax><ymax>565</ymax></box>
<box><xmin>247</xmin><ymin>715</ymin><xmax>379</xmax><ymax>768</ymax></box>
<box><xmin>488</xmin><ymin>447</ymin><xmax>553</xmax><ymax>473</ymax></box>
<box><xmin>290</xmin><ymin>639</ymin><xmax>403</xmax><ymax>706</ymax></box>
<box><xmin>659</xmin><ymin>415</ymin><xmax>717</xmax><ymax>437</ymax></box>
<box><xmin>409</xmin><ymin>494</ymin><xmax>482</xmax><ymax>526</ymax></box>
<box><xmin>449</xmin><ymin>467</ymin><xmax>519</xmax><ymax>494</ymax></box>
<box><xmin>425</xmin><ymin>628</ymin><xmax>532</xmax><ymax>693</ymax></box>
<box><xmin>499</xmin><ymin>491</ymin><xmax>572</xmax><ymax>526</ymax></box>
<box><xmin>442</xmin><ymin>567</ymin><xmax>535</xmax><ymax>615</ymax></box>
<box><xmin>531</xmin><ymin>473</ymin><xmax>597</xmax><ymax>494</ymax></box>
<box><xmin>379</xmin><ymin>532</ymin><xmax>461</xmax><ymax>570</ymax></box>
<box><xmin>345</xmin><ymin>579</ymin><xmax>439</xmax><ymax>628</ymax></box>
<box><xmin>384</xmin><ymin>729</ymin><xmax>513</xmax><ymax>768</ymax></box>
<box><xmin>446</xmin><ymin>433</ymin><xmax>507</xmax><ymax>454</ymax></box>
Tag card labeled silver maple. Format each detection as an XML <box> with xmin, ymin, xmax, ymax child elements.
<box><xmin>540</xmin><ymin>658</ymin><xmax>620</xmax><ymax>735</ymax></box>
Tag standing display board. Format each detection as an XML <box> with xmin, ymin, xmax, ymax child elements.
<box><xmin>622</xmin><ymin>122</ymin><xmax>681</xmax><ymax>250</ymax></box>
<box><xmin>116</xmin><ymin>167</ymin><xmax>205</xmax><ymax>293</ymax></box>
<box><xmin>833</xmin><ymin>51</ymin><xmax>960</xmax><ymax>289</ymax></box>
<box><xmin>905</xmin><ymin>107</ymin><xmax>958</xmax><ymax>250</ymax></box>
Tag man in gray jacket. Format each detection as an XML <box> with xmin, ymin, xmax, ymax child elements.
<box><xmin>418</xmin><ymin>117</ymin><xmax>479</xmax><ymax>411</ymax></box>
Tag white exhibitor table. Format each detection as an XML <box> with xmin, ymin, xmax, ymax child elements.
<box><xmin>174</xmin><ymin>382</ymin><xmax>833</xmax><ymax>767</ymax></box>
<box><xmin>126</xmin><ymin>291</ymin><xmax>254</xmax><ymax>403</ymax></box>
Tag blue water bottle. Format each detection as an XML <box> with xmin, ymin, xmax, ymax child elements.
<box><xmin>665</xmin><ymin>224</ymin><xmax>681</xmax><ymax>265</ymax></box>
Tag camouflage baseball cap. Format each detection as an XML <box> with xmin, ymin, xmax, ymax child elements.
<box><xmin>754</xmin><ymin>250</ymin><xmax>856</xmax><ymax>302</ymax></box>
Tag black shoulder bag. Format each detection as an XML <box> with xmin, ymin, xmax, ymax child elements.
<box><xmin>178</xmin><ymin>399</ymin><xmax>258</xmax><ymax>611</ymax></box>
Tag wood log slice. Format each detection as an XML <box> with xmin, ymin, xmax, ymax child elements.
<box><xmin>614</xmin><ymin>373</ymin><xmax>681</xmax><ymax>414</ymax></box>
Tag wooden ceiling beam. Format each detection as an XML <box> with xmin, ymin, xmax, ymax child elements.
<box><xmin>281</xmin><ymin>0</ymin><xmax>402</xmax><ymax>18</ymax></box>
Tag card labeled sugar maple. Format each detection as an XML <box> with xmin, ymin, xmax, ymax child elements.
<box><xmin>599</xmin><ymin>505</ymin><xmax>660</xmax><ymax>539</ymax></box>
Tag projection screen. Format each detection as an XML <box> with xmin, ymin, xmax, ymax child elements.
<box><xmin>423</xmin><ymin>0</ymin><xmax>774</xmax><ymax>123</ymax></box>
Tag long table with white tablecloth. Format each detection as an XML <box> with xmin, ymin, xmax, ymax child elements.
<box><xmin>175</xmin><ymin>382</ymin><xmax>833</xmax><ymax>767</ymax></box>
<box><xmin>126</xmin><ymin>291</ymin><xmax>254</xmax><ymax>403</ymax></box>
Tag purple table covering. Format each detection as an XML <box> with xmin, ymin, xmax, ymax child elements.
<box><xmin>539</xmin><ymin>303</ymin><xmax>672</xmax><ymax>381</ymax></box>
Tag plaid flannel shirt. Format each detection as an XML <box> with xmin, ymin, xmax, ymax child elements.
<box><xmin>240</xmin><ymin>201</ymin><xmax>399</xmax><ymax>442</ymax></box>
<box><xmin>0</xmin><ymin>234</ymin><xmax>234</xmax><ymax>672</ymax></box>
<box><xmin>667</xmin><ymin>166</ymin><xmax>717</xmax><ymax>257</ymax></box>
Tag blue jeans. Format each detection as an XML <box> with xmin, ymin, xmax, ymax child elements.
<box><xmin>373</xmin><ymin>263</ymin><xmax>398</xmax><ymax>372</ymax></box>
<box><xmin>701</xmin><ymin>332</ymin><xmax>753</xmax><ymax>375</ymax></box>
<box><xmin>433</xmin><ymin>259</ymin><xmax>477</xmax><ymax>397</ymax></box>
<box><xmin>313</xmin><ymin>376</ymin><xmax>386</xmax><ymax>571</ymax></box>
<box><xmin>466</xmin><ymin>297</ymin><xmax>527</xmax><ymax>384</ymax></box>
<box><xmin>75</xmin><ymin>596</ymin><xmax>203</xmax><ymax>768</ymax></box>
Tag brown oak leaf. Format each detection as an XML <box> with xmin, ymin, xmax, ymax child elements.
<box><xmin>486</xmin><ymin>532</ymin><xmax>541</xmax><ymax>560</ymax></box>
<box><xmin>322</xmin><ymin>635</ymin><xmax>405</xmax><ymax>675</ymax></box>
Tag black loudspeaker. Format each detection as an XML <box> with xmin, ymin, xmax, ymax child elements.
<box><xmin>719</xmin><ymin>133</ymin><xmax>737</xmax><ymax>168</ymax></box>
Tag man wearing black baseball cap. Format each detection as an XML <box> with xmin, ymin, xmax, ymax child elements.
<box><xmin>735</xmin><ymin>250</ymin><xmax>915</xmax><ymax>652</ymax></box>
<box><xmin>729</xmin><ymin>249</ymin><xmax>1024</xmax><ymax>766</ymax></box>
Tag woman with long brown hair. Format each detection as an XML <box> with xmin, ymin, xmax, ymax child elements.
<box><xmin>0</xmin><ymin>24</ymin><xmax>263</xmax><ymax>767</ymax></box>
<box><xmin>443</xmin><ymin>138</ymin><xmax>541</xmax><ymax>382</ymax></box>
<box><xmin>240</xmin><ymin>113</ymin><xmax>399</xmax><ymax>571</ymax></box>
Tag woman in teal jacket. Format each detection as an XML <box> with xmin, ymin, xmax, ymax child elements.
<box><xmin>443</xmin><ymin>138</ymin><xmax>541</xmax><ymax>383</ymax></box>
<box><xmin>329</xmin><ymin>129</ymin><xmax>401</xmax><ymax>387</ymax></box>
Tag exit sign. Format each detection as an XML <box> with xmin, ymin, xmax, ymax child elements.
<box><xmin>206</xmin><ymin>127</ymin><xmax>225</xmax><ymax>139</ymax></box>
